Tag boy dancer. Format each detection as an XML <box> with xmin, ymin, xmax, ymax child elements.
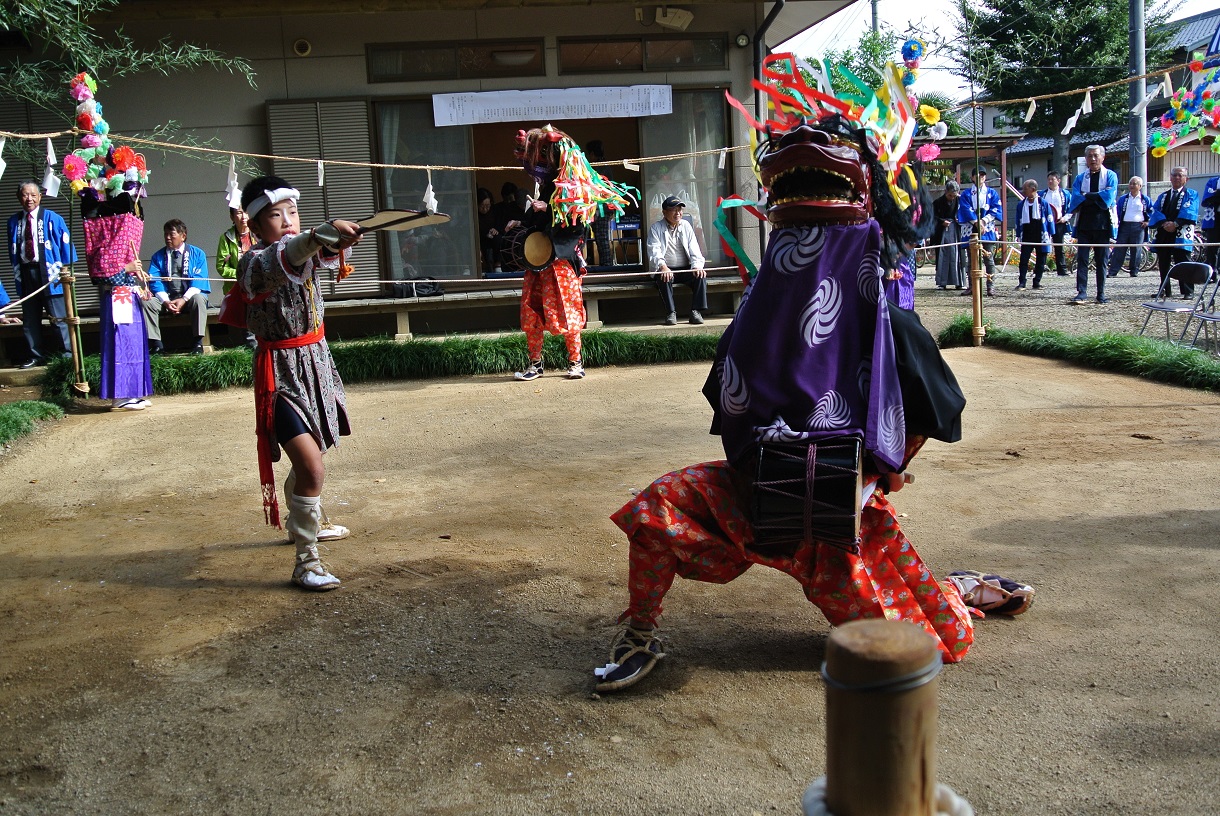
<box><xmin>233</xmin><ymin>176</ymin><xmax>361</xmax><ymax>591</ymax></box>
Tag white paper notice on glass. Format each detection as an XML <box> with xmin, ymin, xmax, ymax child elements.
<box><xmin>433</xmin><ymin>85</ymin><xmax>672</xmax><ymax>127</ymax></box>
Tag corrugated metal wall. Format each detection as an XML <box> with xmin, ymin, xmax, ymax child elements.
<box><xmin>268</xmin><ymin>100</ymin><xmax>379</xmax><ymax>298</ymax></box>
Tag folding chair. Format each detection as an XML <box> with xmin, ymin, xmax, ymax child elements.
<box><xmin>1182</xmin><ymin>272</ymin><xmax>1220</xmax><ymax>352</ymax></box>
<box><xmin>1138</xmin><ymin>261</ymin><xmax>1214</xmax><ymax>343</ymax></box>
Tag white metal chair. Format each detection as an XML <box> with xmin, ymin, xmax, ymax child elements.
<box><xmin>1181</xmin><ymin>271</ymin><xmax>1220</xmax><ymax>352</ymax></box>
<box><xmin>1138</xmin><ymin>261</ymin><xmax>1214</xmax><ymax>343</ymax></box>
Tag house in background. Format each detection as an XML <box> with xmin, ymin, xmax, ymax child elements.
<box><xmin>0</xmin><ymin>0</ymin><xmax>853</xmax><ymax>326</ymax></box>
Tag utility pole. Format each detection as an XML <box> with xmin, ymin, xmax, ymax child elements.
<box><xmin>1129</xmin><ymin>0</ymin><xmax>1147</xmax><ymax>180</ymax></box>
<box><xmin>872</xmin><ymin>0</ymin><xmax>879</xmax><ymax>34</ymax></box>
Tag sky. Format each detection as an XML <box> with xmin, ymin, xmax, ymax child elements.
<box><xmin>779</xmin><ymin>0</ymin><xmax>1220</xmax><ymax>100</ymax></box>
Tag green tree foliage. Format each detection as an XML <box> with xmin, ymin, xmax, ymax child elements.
<box><xmin>810</xmin><ymin>28</ymin><xmax>967</xmax><ymax>136</ymax></box>
<box><xmin>941</xmin><ymin>0</ymin><xmax>1175</xmax><ymax>173</ymax></box>
<box><xmin>823</xmin><ymin>28</ymin><xmax>902</xmax><ymax>98</ymax></box>
<box><xmin>1</xmin><ymin>0</ymin><xmax>255</xmax><ymax>117</ymax></box>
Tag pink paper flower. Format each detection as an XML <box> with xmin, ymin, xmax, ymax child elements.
<box><xmin>915</xmin><ymin>144</ymin><xmax>941</xmax><ymax>162</ymax></box>
<box><xmin>81</xmin><ymin>134</ymin><xmax>101</xmax><ymax>148</ymax></box>
<box><xmin>62</xmin><ymin>154</ymin><xmax>88</xmax><ymax>181</ymax></box>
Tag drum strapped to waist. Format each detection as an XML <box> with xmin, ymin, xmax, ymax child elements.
<box><xmin>500</xmin><ymin>225</ymin><xmax>556</xmax><ymax>272</ymax></box>
<box><xmin>749</xmin><ymin>435</ymin><xmax>864</xmax><ymax>555</ymax></box>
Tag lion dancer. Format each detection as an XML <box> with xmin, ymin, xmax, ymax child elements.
<box><xmin>511</xmin><ymin>126</ymin><xmax>635</xmax><ymax>381</ymax></box>
<box><xmin>594</xmin><ymin>56</ymin><xmax>1033</xmax><ymax>693</ymax></box>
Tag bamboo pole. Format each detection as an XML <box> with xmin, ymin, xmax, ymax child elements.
<box><xmin>823</xmin><ymin>619</ymin><xmax>941</xmax><ymax>816</ymax></box>
<box><xmin>60</xmin><ymin>268</ymin><xmax>89</xmax><ymax>397</ymax></box>
<box><xmin>969</xmin><ymin>236</ymin><xmax>986</xmax><ymax>347</ymax></box>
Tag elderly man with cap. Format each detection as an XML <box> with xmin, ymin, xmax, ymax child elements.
<box><xmin>647</xmin><ymin>195</ymin><xmax>707</xmax><ymax>325</ymax></box>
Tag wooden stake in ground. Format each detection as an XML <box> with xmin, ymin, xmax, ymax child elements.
<box><xmin>969</xmin><ymin>236</ymin><xmax>986</xmax><ymax>347</ymax></box>
<box><xmin>823</xmin><ymin>619</ymin><xmax>941</xmax><ymax>816</ymax></box>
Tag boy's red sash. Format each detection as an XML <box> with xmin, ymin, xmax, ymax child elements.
<box><xmin>255</xmin><ymin>323</ymin><xmax>325</xmax><ymax>527</ymax></box>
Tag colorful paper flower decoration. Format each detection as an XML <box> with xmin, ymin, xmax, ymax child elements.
<box><xmin>1151</xmin><ymin>146</ymin><xmax>1168</xmax><ymax>158</ymax></box>
<box><xmin>65</xmin><ymin>73</ymin><xmax>150</xmax><ymax>202</ymax></box>
<box><xmin>918</xmin><ymin>105</ymin><xmax>941</xmax><ymax>125</ymax></box>
<box><xmin>111</xmin><ymin>146</ymin><xmax>136</xmax><ymax>171</ymax></box>
<box><xmin>62</xmin><ymin>154</ymin><xmax>88</xmax><ymax>181</ymax></box>
<box><xmin>915</xmin><ymin>144</ymin><xmax>941</xmax><ymax>162</ymax></box>
<box><xmin>901</xmin><ymin>39</ymin><xmax>925</xmax><ymax>62</ymax></box>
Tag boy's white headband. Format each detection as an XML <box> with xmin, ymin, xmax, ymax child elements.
<box><xmin>245</xmin><ymin>187</ymin><xmax>300</xmax><ymax>220</ymax></box>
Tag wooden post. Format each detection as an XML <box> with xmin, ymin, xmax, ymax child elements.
<box><xmin>969</xmin><ymin>236</ymin><xmax>986</xmax><ymax>347</ymax></box>
<box><xmin>823</xmin><ymin>619</ymin><xmax>941</xmax><ymax>816</ymax></box>
<box><xmin>60</xmin><ymin>269</ymin><xmax>89</xmax><ymax>398</ymax></box>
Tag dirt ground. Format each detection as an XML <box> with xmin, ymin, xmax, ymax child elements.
<box><xmin>2</xmin><ymin>346</ymin><xmax>1219</xmax><ymax>815</ymax></box>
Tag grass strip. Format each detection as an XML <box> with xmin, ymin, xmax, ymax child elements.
<box><xmin>40</xmin><ymin>329</ymin><xmax>725</xmax><ymax>404</ymax></box>
<box><xmin>0</xmin><ymin>400</ymin><xmax>65</xmax><ymax>447</ymax></box>
<box><xmin>938</xmin><ymin>313</ymin><xmax>1220</xmax><ymax>391</ymax></box>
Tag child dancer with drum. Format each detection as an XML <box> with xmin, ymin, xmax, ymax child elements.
<box><xmin>510</xmin><ymin>126</ymin><xmax>635</xmax><ymax>381</ymax></box>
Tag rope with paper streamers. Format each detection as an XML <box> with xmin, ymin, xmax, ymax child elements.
<box><xmin>0</xmin><ymin>126</ymin><xmax>748</xmax><ymax>176</ymax></box>
<box><xmin>0</xmin><ymin>55</ymin><xmax>1204</xmax><ymax>180</ymax></box>
<box><xmin>949</xmin><ymin>57</ymin><xmax>1197</xmax><ymax>113</ymax></box>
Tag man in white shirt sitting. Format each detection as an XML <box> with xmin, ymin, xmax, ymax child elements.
<box><xmin>646</xmin><ymin>196</ymin><xmax>707</xmax><ymax>325</ymax></box>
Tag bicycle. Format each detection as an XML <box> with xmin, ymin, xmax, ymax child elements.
<box><xmin>1044</xmin><ymin>239</ymin><xmax>1076</xmax><ymax>274</ymax></box>
<box><xmin>914</xmin><ymin>245</ymin><xmax>937</xmax><ymax>268</ymax></box>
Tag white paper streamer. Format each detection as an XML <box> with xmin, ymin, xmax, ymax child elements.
<box><xmin>1024</xmin><ymin>99</ymin><xmax>1037</xmax><ymax>122</ymax></box>
<box><xmin>423</xmin><ymin>168</ymin><xmax>438</xmax><ymax>214</ymax></box>
<box><xmin>1061</xmin><ymin>108</ymin><xmax>1082</xmax><ymax>136</ymax></box>
<box><xmin>718</xmin><ymin>147</ymin><xmax>728</xmax><ymax>170</ymax></box>
<box><xmin>0</xmin><ymin>137</ymin><xmax>7</xmax><ymax>182</ymax></box>
<box><xmin>1131</xmin><ymin>88</ymin><xmax>1160</xmax><ymax>115</ymax></box>
<box><xmin>42</xmin><ymin>168</ymin><xmax>60</xmax><ymax>197</ymax></box>
<box><xmin>42</xmin><ymin>137</ymin><xmax>60</xmax><ymax>197</ymax></box>
<box><xmin>1081</xmin><ymin>89</ymin><xmax>1093</xmax><ymax>115</ymax></box>
<box><xmin>1163</xmin><ymin>73</ymin><xmax>1174</xmax><ymax>98</ymax></box>
<box><xmin>317</xmin><ymin>160</ymin><xmax>324</xmax><ymax>187</ymax></box>
<box><xmin>622</xmin><ymin>159</ymin><xmax>640</xmax><ymax>172</ymax></box>
<box><xmin>225</xmin><ymin>154</ymin><xmax>241</xmax><ymax>208</ymax></box>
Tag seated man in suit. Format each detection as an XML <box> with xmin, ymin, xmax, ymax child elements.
<box><xmin>142</xmin><ymin>219</ymin><xmax>211</xmax><ymax>354</ymax></box>
<box><xmin>646</xmin><ymin>195</ymin><xmax>707</xmax><ymax>325</ymax></box>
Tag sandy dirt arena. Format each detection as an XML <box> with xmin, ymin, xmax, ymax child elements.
<box><xmin>2</xmin><ymin>348</ymin><xmax>1219</xmax><ymax>815</ymax></box>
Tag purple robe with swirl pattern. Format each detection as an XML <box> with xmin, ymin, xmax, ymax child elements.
<box><xmin>702</xmin><ymin>222</ymin><xmax>906</xmax><ymax>472</ymax></box>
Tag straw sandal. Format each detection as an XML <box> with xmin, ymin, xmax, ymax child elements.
<box><xmin>593</xmin><ymin>626</ymin><xmax>665</xmax><ymax>692</ymax></box>
<box><xmin>947</xmin><ymin>570</ymin><xmax>1035</xmax><ymax>616</ymax></box>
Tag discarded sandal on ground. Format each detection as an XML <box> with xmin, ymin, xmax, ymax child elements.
<box><xmin>594</xmin><ymin>626</ymin><xmax>665</xmax><ymax>692</ymax></box>
<box><xmin>947</xmin><ymin>570</ymin><xmax>1035</xmax><ymax>616</ymax></box>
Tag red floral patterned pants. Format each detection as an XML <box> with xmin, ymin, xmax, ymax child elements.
<box><xmin>610</xmin><ymin>461</ymin><xmax>976</xmax><ymax>662</ymax></box>
<box><xmin>521</xmin><ymin>260</ymin><xmax>584</xmax><ymax>362</ymax></box>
